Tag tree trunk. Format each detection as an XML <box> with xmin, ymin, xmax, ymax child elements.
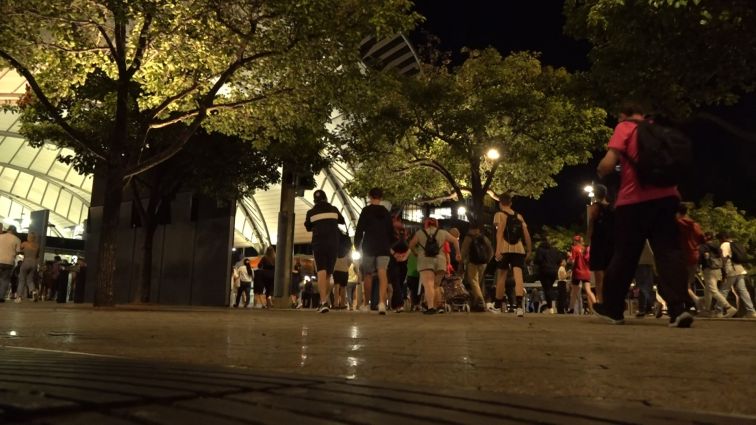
<box><xmin>93</xmin><ymin>167</ymin><xmax>125</xmax><ymax>307</ymax></box>
<box><xmin>135</xmin><ymin>221</ymin><xmax>157</xmax><ymax>304</ymax></box>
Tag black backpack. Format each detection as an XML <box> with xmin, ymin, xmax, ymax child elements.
<box><xmin>730</xmin><ymin>241</ymin><xmax>748</xmax><ymax>264</ymax></box>
<box><xmin>503</xmin><ymin>211</ymin><xmax>524</xmax><ymax>245</ymax></box>
<box><xmin>702</xmin><ymin>243</ymin><xmax>723</xmax><ymax>270</ymax></box>
<box><xmin>626</xmin><ymin>119</ymin><xmax>693</xmax><ymax>187</ymax></box>
<box><xmin>421</xmin><ymin>228</ymin><xmax>441</xmax><ymax>257</ymax></box>
<box><xmin>468</xmin><ymin>235</ymin><xmax>491</xmax><ymax>265</ymax></box>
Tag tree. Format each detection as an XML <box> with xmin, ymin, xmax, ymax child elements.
<box><xmin>0</xmin><ymin>0</ymin><xmax>417</xmax><ymax>306</ymax></box>
<box><xmin>563</xmin><ymin>0</ymin><xmax>756</xmax><ymax>121</ymax></box>
<box><xmin>688</xmin><ymin>196</ymin><xmax>756</xmax><ymax>254</ymax></box>
<box><xmin>336</xmin><ymin>48</ymin><xmax>610</xmax><ymax>222</ymax></box>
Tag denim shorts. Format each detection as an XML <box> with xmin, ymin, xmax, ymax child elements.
<box><xmin>361</xmin><ymin>255</ymin><xmax>390</xmax><ymax>274</ymax></box>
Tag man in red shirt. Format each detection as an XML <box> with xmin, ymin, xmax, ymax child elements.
<box><xmin>596</xmin><ymin>102</ymin><xmax>691</xmax><ymax>327</ymax></box>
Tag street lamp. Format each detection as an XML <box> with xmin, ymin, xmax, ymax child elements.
<box><xmin>486</xmin><ymin>148</ymin><xmax>500</xmax><ymax>161</ymax></box>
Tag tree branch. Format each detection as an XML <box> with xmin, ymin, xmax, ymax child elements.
<box><xmin>482</xmin><ymin>160</ymin><xmax>501</xmax><ymax>193</ymax></box>
<box><xmin>93</xmin><ymin>21</ymin><xmax>119</xmax><ymax>64</ymax></box>
<box><xmin>148</xmin><ymin>91</ymin><xmax>282</xmax><ymax>129</ymax></box>
<box><xmin>127</xmin><ymin>13</ymin><xmax>154</xmax><ymax>77</ymax></box>
<box><xmin>697</xmin><ymin>112</ymin><xmax>756</xmax><ymax>143</ymax></box>
<box><xmin>0</xmin><ymin>50</ymin><xmax>106</xmax><ymax>160</ymax></box>
<box><xmin>147</xmin><ymin>83</ymin><xmax>200</xmax><ymax>120</ymax></box>
<box><xmin>123</xmin><ymin>49</ymin><xmax>280</xmax><ymax>179</ymax></box>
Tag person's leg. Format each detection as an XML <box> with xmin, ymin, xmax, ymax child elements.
<box><xmin>685</xmin><ymin>265</ymin><xmax>700</xmax><ymax>309</ymax></box>
<box><xmin>377</xmin><ymin>258</ymin><xmax>390</xmax><ymax>311</ymax></box>
<box><xmin>420</xmin><ymin>270</ymin><xmax>435</xmax><ymax>310</ymax></box>
<box><xmin>512</xmin><ymin>266</ymin><xmax>525</xmax><ymax>311</ymax></box>
<box><xmin>568</xmin><ymin>283</ymin><xmax>579</xmax><ymax>313</ymax></box>
<box><xmin>556</xmin><ymin>282</ymin><xmax>567</xmax><ymax>313</ymax></box>
<box><xmin>734</xmin><ymin>275</ymin><xmax>755</xmax><ymax>313</ymax></box>
<box><xmin>468</xmin><ymin>264</ymin><xmax>484</xmax><ymax>306</ymax></box>
<box><xmin>603</xmin><ymin>203</ymin><xmax>651</xmax><ymax>319</ymax></box>
<box><xmin>704</xmin><ymin>272</ymin><xmax>733</xmax><ymax>313</ymax></box>
<box><xmin>495</xmin><ymin>267</ymin><xmax>507</xmax><ymax>305</ymax></box>
<box><xmin>593</xmin><ymin>271</ymin><xmax>605</xmax><ymax>303</ymax></box>
<box><xmin>234</xmin><ymin>283</ymin><xmax>243</xmax><ymax>307</ymax></box>
<box><xmin>434</xmin><ymin>271</ymin><xmax>444</xmax><ymax>309</ymax></box>
<box><xmin>317</xmin><ymin>270</ymin><xmax>330</xmax><ymax>307</ymax></box>
<box><xmin>539</xmin><ymin>272</ymin><xmax>555</xmax><ymax>308</ymax></box>
<box><xmin>362</xmin><ymin>272</ymin><xmax>373</xmax><ymax>308</ymax></box>
<box><xmin>582</xmin><ymin>278</ymin><xmax>597</xmax><ymax>312</ymax></box>
<box><xmin>647</xmin><ymin>198</ymin><xmax>690</xmax><ymax>322</ymax></box>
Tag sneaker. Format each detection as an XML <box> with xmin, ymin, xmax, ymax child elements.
<box><xmin>723</xmin><ymin>306</ymin><xmax>738</xmax><ymax>318</ymax></box>
<box><xmin>516</xmin><ymin>307</ymin><xmax>524</xmax><ymax>317</ymax></box>
<box><xmin>437</xmin><ymin>307</ymin><xmax>445</xmax><ymax>314</ymax></box>
<box><xmin>487</xmin><ymin>304</ymin><xmax>501</xmax><ymax>314</ymax></box>
<box><xmin>423</xmin><ymin>307</ymin><xmax>437</xmax><ymax>315</ymax></box>
<box><xmin>593</xmin><ymin>304</ymin><xmax>625</xmax><ymax>325</ymax></box>
<box><xmin>233</xmin><ymin>304</ymin><xmax>239</xmax><ymax>308</ymax></box>
<box><xmin>635</xmin><ymin>311</ymin><xmax>646</xmax><ymax>319</ymax></box>
<box><xmin>358</xmin><ymin>304</ymin><xmax>370</xmax><ymax>312</ymax></box>
<box><xmin>395</xmin><ymin>306</ymin><xmax>404</xmax><ymax>313</ymax></box>
<box><xmin>378</xmin><ymin>304</ymin><xmax>386</xmax><ymax>315</ymax></box>
<box><xmin>254</xmin><ymin>304</ymin><xmax>264</xmax><ymax>309</ymax></box>
<box><xmin>317</xmin><ymin>304</ymin><xmax>330</xmax><ymax>314</ymax></box>
<box><xmin>669</xmin><ymin>312</ymin><xmax>694</xmax><ymax>328</ymax></box>
<box><xmin>745</xmin><ymin>311</ymin><xmax>756</xmax><ymax>319</ymax></box>
<box><xmin>14</xmin><ymin>297</ymin><xmax>21</xmax><ymax>304</ymax></box>
<box><xmin>296</xmin><ymin>302</ymin><xmax>303</xmax><ymax>309</ymax></box>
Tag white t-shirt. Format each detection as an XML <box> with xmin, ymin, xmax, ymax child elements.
<box><xmin>721</xmin><ymin>242</ymin><xmax>747</xmax><ymax>276</ymax></box>
<box><xmin>236</xmin><ymin>264</ymin><xmax>254</xmax><ymax>283</ymax></box>
<box><xmin>0</xmin><ymin>233</ymin><xmax>21</xmax><ymax>265</ymax></box>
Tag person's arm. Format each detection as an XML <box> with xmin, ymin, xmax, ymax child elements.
<box><xmin>460</xmin><ymin>236</ymin><xmax>471</xmax><ymax>261</ymax></box>
<box><xmin>337</xmin><ymin>209</ymin><xmax>345</xmax><ymax>225</ymax></box>
<box><xmin>408</xmin><ymin>232</ymin><xmax>419</xmax><ymax>251</ymax></box>
<box><xmin>494</xmin><ymin>213</ymin><xmax>505</xmax><ymax>258</ymax></box>
<box><xmin>446</xmin><ymin>233</ymin><xmax>462</xmax><ymax>262</ymax></box>
<box><xmin>587</xmin><ymin>204</ymin><xmax>598</xmax><ymax>242</ymax></box>
<box><xmin>520</xmin><ymin>215</ymin><xmax>532</xmax><ymax>256</ymax></box>
<box><xmin>484</xmin><ymin>236</ymin><xmax>494</xmax><ymax>262</ymax></box>
<box><xmin>353</xmin><ymin>212</ymin><xmax>365</xmax><ymax>251</ymax></box>
<box><xmin>597</xmin><ymin>149</ymin><xmax>620</xmax><ymax>178</ymax></box>
<box><xmin>304</xmin><ymin>211</ymin><xmax>313</xmax><ymax>232</ymax></box>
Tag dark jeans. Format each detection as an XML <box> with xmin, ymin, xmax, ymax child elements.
<box><xmin>539</xmin><ymin>272</ymin><xmax>557</xmax><ymax>305</ymax></box>
<box><xmin>235</xmin><ymin>282</ymin><xmax>251</xmax><ymax>307</ymax></box>
<box><xmin>406</xmin><ymin>275</ymin><xmax>421</xmax><ymax>306</ymax></box>
<box><xmin>56</xmin><ymin>272</ymin><xmax>69</xmax><ymax>303</ymax></box>
<box><xmin>389</xmin><ymin>258</ymin><xmax>408</xmax><ymax>309</ymax></box>
<box><xmin>603</xmin><ymin>197</ymin><xmax>688</xmax><ymax>320</ymax></box>
<box><xmin>635</xmin><ymin>264</ymin><xmax>655</xmax><ymax>314</ymax></box>
<box><xmin>556</xmin><ymin>281</ymin><xmax>568</xmax><ymax>313</ymax></box>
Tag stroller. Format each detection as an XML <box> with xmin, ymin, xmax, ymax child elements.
<box><xmin>441</xmin><ymin>275</ymin><xmax>471</xmax><ymax>312</ymax></box>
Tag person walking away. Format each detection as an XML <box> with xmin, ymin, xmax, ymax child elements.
<box><xmin>447</xmin><ymin>228</ymin><xmax>461</xmax><ymax>275</ymax></box>
<box><xmin>634</xmin><ymin>241</ymin><xmax>656</xmax><ymax>318</ymax></box>
<box><xmin>291</xmin><ymin>258</ymin><xmax>303</xmax><ymax>308</ymax></box>
<box><xmin>461</xmin><ymin>221</ymin><xmax>493</xmax><ymax>311</ymax></box>
<box><xmin>587</xmin><ymin>185</ymin><xmax>614</xmax><ymax>304</ymax></box>
<box><xmin>569</xmin><ymin>236</ymin><xmax>595</xmax><ymax>314</ymax></box>
<box><xmin>389</xmin><ymin>215</ymin><xmax>409</xmax><ymax>312</ymax></box>
<box><xmin>16</xmin><ymin>231</ymin><xmax>40</xmax><ymax>303</ymax></box>
<box><xmin>405</xmin><ymin>248</ymin><xmax>422</xmax><ymax>311</ymax></box>
<box><xmin>234</xmin><ymin>258</ymin><xmax>253</xmax><ymax>308</ymax></box>
<box><xmin>10</xmin><ymin>260</ymin><xmax>21</xmax><ymax>300</ymax></box>
<box><xmin>698</xmin><ymin>233</ymin><xmax>736</xmax><ymax>317</ymax></box>
<box><xmin>596</xmin><ymin>101</ymin><xmax>693</xmax><ymax>327</ymax></box>
<box><xmin>534</xmin><ymin>239</ymin><xmax>562</xmax><ymax>313</ymax></box>
<box><xmin>353</xmin><ymin>188</ymin><xmax>394</xmax><ymax>315</ymax></box>
<box><xmin>408</xmin><ymin>218</ymin><xmax>461</xmax><ymax>315</ymax></box>
<box><xmin>346</xmin><ymin>261</ymin><xmax>360</xmax><ymax>311</ymax></box>
<box><xmin>256</xmin><ymin>247</ymin><xmax>275</xmax><ymax>308</ymax></box>
<box><xmin>56</xmin><ymin>259</ymin><xmax>70</xmax><ymax>303</ymax></box>
<box><xmin>333</xmin><ymin>249</ymin><xmax>351</xmax><ymax>309</ymax></box>
<box><xmin>492</xmin><ymin>193</ymin><xmax>532</xmax><ymax>317</ymax></box>
<box><xmin>675</xmin><ymin>204</ymin><xmax>705</xmax><ymax>311</ymax></box>
<box><xmin>557</xmin><ymin>259</ymin><xmax>569</xmax><ymax>313</ymax></box>
<box><xmin>0</xmin><ymin>225</ymin><xmax>21</xmax><ymax>302</ymax></box>
<box><xmin>719</xmin><ymin>233</ymin><xmax>755</xmax><ymax>318</ymax></box>
<box><xmin>230</xmin><ymin>264</ymin><xmax>240</xmax><ymax>306</ymax></box>
<box><xmin>304</xmin><ymin>190</ymin><xmax>345</xmax><ymax>313</ymax></box>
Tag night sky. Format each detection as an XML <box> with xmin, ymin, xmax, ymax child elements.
<box><xmin>412</xmin><ymin>1</ymin><xmax>756</xmax><ymax>231</ymax></box>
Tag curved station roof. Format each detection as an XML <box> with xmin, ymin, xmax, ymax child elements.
<box><xmin>0</xmin><ymin>34</ymin><xmax>420</xmax><ymax>248</ymax></box>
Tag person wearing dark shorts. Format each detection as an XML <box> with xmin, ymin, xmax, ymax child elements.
<box><xmin>492</xmin><ymin>193</ymin><xmax>532</xmax><ymax>317</ymax></box>
<box><xmin>305</xmin><ymin>190</ymin><xmax>345</xmax><ymax>313</ymax></box>
<box><xmin>333</xmin><ymin>254</ymin><xmax>350</xmax><ymax>309</ymax></box>
<box><xmin>354</xmin><ymin>188</ymin><xmax>394</xmax><ymax>315</ymax></box>
<box><xmin>587</xmin><ymin>184</ymin><xmax>614</xmax><ymax>303</ymax></box>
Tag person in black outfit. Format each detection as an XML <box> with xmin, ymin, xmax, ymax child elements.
<box><xmin>304</xmin><ymin>190</ymin><xmax>345</xmax><ymax>313</ymax></box>
<box><xmin>533</xmin><ymin>240</ymin><xmax>562</xmax><ymax>313</ymax></box>
<box><xmin>587</xmin><ymin>184</ymin><xmax>614</xmax><ymax>303</ymax></box>
<box><xmin>388</xmin><ymin>214</ymin><xmax>409</xmax><ymax>312</ymax></box>
<box><xmin>353</xmin><ymin>188</ymin><xmax>394</xmax><ymax>315</ymax></box>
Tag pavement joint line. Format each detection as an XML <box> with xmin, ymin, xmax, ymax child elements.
<box><xmin>1</xmin><ymin>344</ymin><xmax>126</xmax><ymax>359</ymax></box>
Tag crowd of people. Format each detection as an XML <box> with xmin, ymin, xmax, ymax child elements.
<box><xmin>0</xmin><ymin>224</ymin><xmax>86</xmax><ymax>304</ymax></box>
<box><xmin>288</xmin><ymin>102</ymin><xmax>754</xmax><ymax>327</ymax></box>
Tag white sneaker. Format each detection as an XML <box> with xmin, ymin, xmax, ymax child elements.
<box><xmin>317</xmin><ymin>304</ymin><xmax>330</xmax><ymax>313</ymax></box>
<box><xmin>487</xmin><ymin>303</ymin><xmax>501</xmax><ymax>314</ymax></box>
<box><xmin>395</xmin><ymin>306</ymin><xmax>404</xmax><ymax>313</ymax></box>
<box><xmin>378</xmin><ymin>304</ymin><xmax>386</xmax><ymax>315</ymax></box>
<box><xmin>516</xmin><ymin>307</ymin><xmax>524</xmax><ymax>317</ymax></box>
<box><xmin>296</xmin><ymin>302</ymin><xmax>303</xmax><ymax>309</ymax></box>
<box><xmin>359</xmin><ymin>304</ymin><xmax>370</xmax><ymax>312</ymax></box>
<box><xmin>14</xmin><ymin>296</ymin><xmax>21</xmax><ymax>304</ymax></box>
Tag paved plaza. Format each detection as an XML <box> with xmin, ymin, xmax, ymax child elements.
<box><xmin>0</xmin><ymin>303</ymin><xmax>754</xmax><ymax>423</ymax></box>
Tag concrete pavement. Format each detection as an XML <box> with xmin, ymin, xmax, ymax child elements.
<box><xmin>0</xmin><ymin>303</ymin><xmax>754</xmax><ymax>420</ymax></box>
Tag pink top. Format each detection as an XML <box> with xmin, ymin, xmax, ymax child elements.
<box><xmin>608</xmin><ymin>121</ymin><xmax>679</xmax><ymax>207</ymax></box>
